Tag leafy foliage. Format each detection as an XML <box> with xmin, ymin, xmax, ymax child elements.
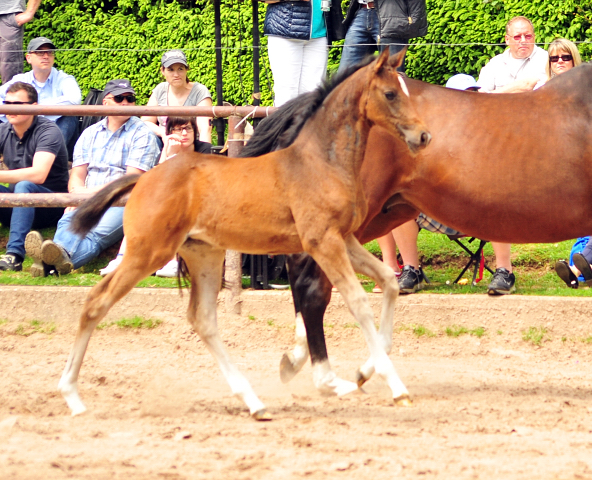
<box><xmin>25</xmin><ymin>0</ymin><xmax>592</xmax><ymax>106</ymax></box>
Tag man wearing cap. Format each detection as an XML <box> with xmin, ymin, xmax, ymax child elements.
<box><xmin>0</xmin><ymin>81</ymin><xmax>68</xmax><ymax>272</ymax></box>
<box><xmin>0</xmin><ymin>36</ymin><xmax>81</xmax><ymax>147</ymax></box>
<box><xmin>25</xmin><ymin>79</ymin><xmax>160</xmax><ymax>276</ymax></box>
<box><xmin>338</xmin><ymin>0</ymin><xmax>427</xmax><ymax>74</ymax></box>
<box><xmin>0</xmin><ymin>0</ymin><xmax>41</xmax><ymax>84</ymax></box>
<box><xmin>376</xmin><ymin>74</ymin><xmax>481</xmax><ymax>294</ymax></box>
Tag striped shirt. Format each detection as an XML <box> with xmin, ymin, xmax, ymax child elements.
<box><xmin>73</xmin><ymin>116</ymin><xmax>160</xmax><ymax>189</ymax></box>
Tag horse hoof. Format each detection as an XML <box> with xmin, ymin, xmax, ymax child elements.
<box><xmin>252</xmin><ymin>409</ymin><xmax>272</xmax><ymax>421</ymax></box>
<box><xmin>355</xmin><ymin>369</ymin><xmax>369</xmax><ymax>388</ymax></box>
<box><xmin>393</xmin><ymin>394</ymin><xmax>413</xmax><ymax>407</ymax></box>
<box><xmin>279</xmin><ymin>353</ymin><xmax>297</xmax><ymax>384</ymax></box>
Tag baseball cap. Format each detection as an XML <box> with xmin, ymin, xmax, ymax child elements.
<box><xmin>161</xmin><ymin>50</ymin><xmax>189</xmax><ymax>68</ymax></box>
<box><xmin>103</xmin><ymin>79</ymin><xmax>136</xmax><ymax>97</ymax></box>
<box><xmin>445</xmin><ymin>74</ymin><xmax>481</xmax><ymax>91</ymax></box>
<box><xmin>27</xmin><ymin>37</ymin><xmax>56</xmax><ymax>53</ymax></box>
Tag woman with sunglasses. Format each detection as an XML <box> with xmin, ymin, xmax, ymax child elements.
<box><xmin>545</xmin><ymin>38</ymin><xmax>581</xmax><ymax>80</ymax></box>
<box><xmin>547</xmin><ymin>39</ymin><xmax>587</xmax><ymax>288</ymax></box>
<box><xmin>142</xmin><ymin>50</ymin><xmax>212</xmax><ymax>144</ymax></box>
<box><xmin>99</xmin><ymin>117</ymin><xmax>212</xmax><ymax>277</ymax></box>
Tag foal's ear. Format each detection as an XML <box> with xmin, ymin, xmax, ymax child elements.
<box><xmin>388</xmin><ymin>47</ymin><xmax>407</xmax><ymax>70</ymax></box>
<box><xmin>374</xmin><ymin>47</ymin><xmax>391</xmax><ymax>74</ymax></box>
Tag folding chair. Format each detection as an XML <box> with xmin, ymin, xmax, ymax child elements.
<box><xmin>416</xmin><ymin>214</ymin><xmax>493</xmax><ymax>286</ymax></box>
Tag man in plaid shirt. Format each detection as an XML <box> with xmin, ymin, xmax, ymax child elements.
<box><xmin>25</xmin><ymin>78</ymin><xmax>160</xmax><ymax>276</ymax></box>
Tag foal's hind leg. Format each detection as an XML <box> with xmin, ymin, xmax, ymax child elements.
<box><xmin>58</xmin><ymin>258</ymin><xmax>158</xmax><ymax>415</ymax></box>
<box><xmin>344</xmin><ymin>236</ymin><xmax>411</xmax><ymax>404</ymax></box>
<box><xmin>180</xmin><ymin>242</ymin><xmax>270</xmax><ymax>420</ymax></box>
<box><xmin>305</xmin><ymin>232</ymin><xmax>409</xmax><ymax>403</ymax></box>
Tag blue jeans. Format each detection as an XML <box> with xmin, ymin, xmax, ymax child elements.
<box><xmin>55</xmin><ymin>115</ymin><xmax>80</xmax><ymax>149</ymax></box>
<box><xmin>338</xmin><ymin>8</ymin><xmax>408</xmax><ymax>74</ymax></box>
<box><xmin>53</xmin><ymin>206</ymin><xmax>124</xmax><ymax>269</ymax></box>
<box><xmin>0</xmin><ymin>182</ymin><xmax>64</xmax><ymax>258</ymax></box>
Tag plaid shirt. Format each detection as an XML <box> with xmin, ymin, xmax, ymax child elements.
<box><xmin>416</xmin><ymin>213</ymin><xmax>462</xmax><ymax>236</ymax></box>
<box><xmin>73</xmin><ymin>116</ymin><xmax>160</xmax><ymax>189</ymax></box>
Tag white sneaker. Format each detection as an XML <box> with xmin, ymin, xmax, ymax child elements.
<box><xmin>99</xmin><ymin>254</ymin><xmax>123</xmax><ymax>276</ymax></box>
<box><xmin>155</xmin><ymin>259</ymin><xmax>178</xmax><ymax>278</ymax></box>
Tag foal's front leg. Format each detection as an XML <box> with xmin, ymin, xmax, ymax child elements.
<box><xmin>181</xmin><ymin>243</ymin><xmax>270</xmax><ymax>420</ymax></box>
<box><xmin>344</xmin><ymin>235</ymin><xmax>410</xmax><ymax>404</ymax></box>
<box><xmin>306</xmin><ymin>232</ymin><xmax>409</xmax><ymax>404</ymax></box>
<box><xmin>281</xmin><ymin>253</ymin><xmax>358</xmax><ymax>396</ymax></box>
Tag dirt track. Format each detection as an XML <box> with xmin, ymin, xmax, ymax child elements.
<box><xmin>1</xmin><ymin>288</ymin><xmax>592</xmax><ymax>479</ymax></box>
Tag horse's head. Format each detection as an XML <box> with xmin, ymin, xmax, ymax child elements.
<box><xmin>364</xmin><ymin>48</ymin><xmax>431</xmax><ymax>153</ymax></box>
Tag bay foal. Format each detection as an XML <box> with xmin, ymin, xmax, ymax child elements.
<box><xmin>57</xmin><ymin>49</ymin><xmax>430</xmax><ymax>419</ymax></box>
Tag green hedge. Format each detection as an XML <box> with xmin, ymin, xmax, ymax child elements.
<box><xmin>25</xmin><ymin>0</ymin><xmax>592</xmax><ymax>106</ymax></box>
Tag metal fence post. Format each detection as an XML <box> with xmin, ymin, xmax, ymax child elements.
<box><xmin>224</xmin><ymin>115</ymin><xmax>246</xmax><ymax>315</ymax></box>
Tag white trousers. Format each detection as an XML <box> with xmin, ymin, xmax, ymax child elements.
<box><xmin>267</xmin><ymin>35</ymin><xmax>328</xmax><ymax>107</ymax></box>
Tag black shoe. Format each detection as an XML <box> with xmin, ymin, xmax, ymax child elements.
<box><xmin>0</xmin><ymin>253</ymin><xmax>23</xmax><ymax>272</ymax></box>
<box><xmin>398</xmin><ymin>265</ymin><xmax>424</xmax><ymax>294</ymax></box>
<box><xmin>572</xmin><ymin>253</ymin><xmax>592</xmax><ymax>287</ymax></box>
<box><xmin>487</xmin><ymin>267</ymin><xmax>515</xmax><ymax>295</ymax></box>
<box><xmin>554</xmin><ymin>260</ymin><xmax>578</xmax><ymax>289</ymax></box>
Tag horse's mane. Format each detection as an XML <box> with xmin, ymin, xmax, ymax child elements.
<box><xmin>240</xmin><ymin>56</ymin><xmax>376</xmax><ymax>158</ymax></box>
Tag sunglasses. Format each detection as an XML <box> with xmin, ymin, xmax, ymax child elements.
<box><xmin>31</xmin><ymin>50</ymin><xmax>55</xmax><ymax>57</ymax></box>
<box><xmin>549</xmin><ymin>54</ymin><xmax>573</xmax><ymax>63</ymax></box>
<box><xmin>109</xmin><ymin>94</ymin><xmax>136</xmax><ymax>103</ymax></box>
<box><xmin>509</xmin><ymin>34</ymin><xmax>534</xmax><ymax>42</ymax></box>
<box><xmin>3</xmin><ymin>100</ymin><xmax>33</xmax><ymax>105</ymax></box>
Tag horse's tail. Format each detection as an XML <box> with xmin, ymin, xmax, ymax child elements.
<box><xmin>70</xmin><ymin>174</ymin><xmax>141</xmax><ymax>236</ymax></box>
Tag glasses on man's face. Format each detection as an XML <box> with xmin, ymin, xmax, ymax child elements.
<box><xmin>510</xmin><ymin>34</ymin><xmax>534</xmax><ymax>42</ymax></box>
<box><xmin>550</xmin><ymin>54</ymin><xmax>573</xmax><ymax>63</ymax></box>
<box><xmin>31</xmin><ymin>50</ymin><xmax>55</xmax><ymax>57</ymax></box>
<box><xmin>109</xmin><ymin>94</ymin><xmax>136</xmax><ymax>104</ymax></box>
<box><xmin>171</xmin><ymin>125</ymin><xmax>193</xmax><ymax>134</ymax></box>
<box><xmin>3</xmin><ymin>100</ymin><xmax>33</xmax><ymax>105</ymax></box>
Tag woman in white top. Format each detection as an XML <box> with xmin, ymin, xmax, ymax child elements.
<box><xmin>142</xmin><ymin>49</ymin><xmax>213</xmax><ymax>143</ymax></box>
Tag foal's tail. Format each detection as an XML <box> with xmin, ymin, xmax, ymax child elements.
<box><xmin>70</xmin><ymin>174</ymin><xmax>141</xmax><ymax>237</ymax></box>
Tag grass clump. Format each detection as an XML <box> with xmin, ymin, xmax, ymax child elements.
<box><xmin>98</xmin><ymin>316</ymin><xmax>162</xmax><ymax>330</ymax></box>
<box><xmin>445</xmin><ymin>325</ymin><xmax>468</xmax><ymax>337</ymax></box>
<box><xmin>522</xmin><ymin>326</ymin><xmax>549</xmax><ymax>346</ymax></box>
<box><xmin>411</xmin><ymin>324</ymin><xmax>437</xmax><ymax>338</ymax></box>
<box><xmin>14</xmin><ymin>320</ymin><xmax>56</xmax><ymax>336</ymax></box>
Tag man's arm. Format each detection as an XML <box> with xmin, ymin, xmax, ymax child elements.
<box><xmin>14</xmin><ymin>0</ymin><xmax>42</xmax><ymax>26</ymax></box>
<box><xmin>52</xmin><ymin>76</ymin><xmax>82</xmax><ymax>106</ymax></box>
<box><xmin>488</xmin><ymin>77</ymin><xmax>539</xmax><ymax>94</ymax></box>
<box><xmin>0</xmin><ymin>151</ymin><xmax>54</xmax><ymax>184</ymax></box>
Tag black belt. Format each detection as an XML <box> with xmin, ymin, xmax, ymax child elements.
<box><xmin>359</xmin><ymin>2</ymin><xmax>375</xmax><ymax>9</ymax></box>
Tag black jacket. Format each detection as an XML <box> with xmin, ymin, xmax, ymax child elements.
<box><xmin>343</xmin><ymin>0</ymin><xmax>427</xmax><ymax>40</ymax></box>
<box><xmin>264</xmin><ymin>0</ymin><xmax>344</xmax><ymax>43</ymax></box>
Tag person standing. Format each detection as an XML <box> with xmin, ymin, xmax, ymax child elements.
<box><xmin>0</xmin><ymin>37</ymin><xmax>81</xmax><ymax>148</ymax></box>
<box><xmin>0</xmin><ymin>82</ymin><xmax>68</xmax><ymax>272</ymax></box>
<box><xmin>0</xmin><ymin>0</ymin><xmax>41</xmax><ymax>84</ymax></box>
<box><xmin>25</xmin><ymin>79</ymin><xmax>160</xmax><ymax>276</ymax></box>
<box><xmin>476</xmin><ymin>15</ymin><xmax>548</xmax><ymax>295</ymax></box>
<box><xmin>338</xmin><ymin>0</ymin><xmax>427</xmax><ymax>74</ymax></box>
<box><xmin>263</xmin><ymin>0</ymin><xmax>344</xmax><ymax>107</ymax></box>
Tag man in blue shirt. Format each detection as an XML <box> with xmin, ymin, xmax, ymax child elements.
<box><xmin>25</xmin><ymin>79</ymin><xmax>160</xmax><ymax>276</ymax></box>
<box><xmin>0</xmin><ymin>82</ymin><xmax>69</xmax><ymax>271</ymax></box>
<box><xmin>0</xmin><ymin>36</ymin><xmax>81</xmax><ymax>148</ymax></box>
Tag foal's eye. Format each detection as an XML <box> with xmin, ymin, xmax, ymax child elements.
<box><xmin>385</xmin><ymin>91</ymin><xmax>396</xmax><ymax>101</ymax></box>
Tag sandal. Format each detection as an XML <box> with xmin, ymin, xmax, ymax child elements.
<box><xmin>572</xmin><ymin>253</ymin><xmax>592</xmax><ymax>287</ymax></box>
<box><xmin>554</xmin><ymin>260</ymin><xmax>578</xmax><ymax>289</ymax></box>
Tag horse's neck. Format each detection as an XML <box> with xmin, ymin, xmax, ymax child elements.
<box><xmin>296</xmin><ymin>79</ymin><xmax>370</xmax><ymax>174</ymax></box>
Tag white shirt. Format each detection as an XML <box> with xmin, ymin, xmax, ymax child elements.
<box><xmin>477</xmin><ymin>45</ymin><xmax>548</xmax><ymax>92</ymax></box>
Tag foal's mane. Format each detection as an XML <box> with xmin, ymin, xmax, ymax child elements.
<box><xmin>240</xmin><ymin>56</ymin><xmax>376</xmax><ymax>158</ymax></box>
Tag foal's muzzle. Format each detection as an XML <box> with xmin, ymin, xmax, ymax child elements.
<box><xmin>398</xmin><ymin>124</ymin><xmax>431</xmax><ymax>153</ymax></box>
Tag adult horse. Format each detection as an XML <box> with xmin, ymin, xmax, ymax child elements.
<box><xmin>277</xmin><ymin>63</ymin><xmax>592</xmax><ymax>396</ymax></box>
<box><xmin>56</xmin><ymin>49</ymin><xmax>430</xmax><ymax>420</ymax></box>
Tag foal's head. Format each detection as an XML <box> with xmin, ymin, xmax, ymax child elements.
<box><xmin>363</xmin><ymin>49</ymin><xmax>430</xmax><ymax>153</ymax></box>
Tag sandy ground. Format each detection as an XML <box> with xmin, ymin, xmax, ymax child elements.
<box><xmin>1</xmin><ymin>288</ymin><xmax>592</xmax><ymax>479</ymax></box>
